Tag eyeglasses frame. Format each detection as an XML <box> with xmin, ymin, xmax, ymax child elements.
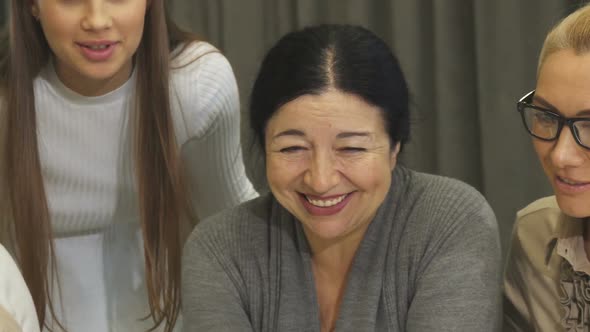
<box><xmin>516</xmin><ymin>89</ymin><xmax>590</xmax><ymax>150</ymax></box>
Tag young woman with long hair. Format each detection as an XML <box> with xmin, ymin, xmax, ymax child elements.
<box><xmin>0</xmin><ymin>0</ymin><xmax>256</xmax><ymax>331</ymax></box>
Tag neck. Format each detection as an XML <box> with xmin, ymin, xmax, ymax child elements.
<box><xmin>53</xmin><ymin>59</ymin><xmax>132</xmax><ymax>97</ymax></box>
<box><xmin>304</xmin><ymin>223</ymin><xmax>369</xmax><ymax>278</ymax></box>
<box><xmin>304</xmin><ymin>225</ymin><xmax>369</xmax><ymax>332</ymax></box>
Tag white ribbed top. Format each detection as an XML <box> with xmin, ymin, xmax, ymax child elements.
<box><xmin>31</xmin><ymin>41</ymin><xmax>257</xmax><ymax>331</ymax></box>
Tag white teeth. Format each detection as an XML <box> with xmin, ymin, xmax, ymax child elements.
<box><xmin>561</xmin><ymin>177</ymin><xmax>581</xmax><ymax>185</ymax></box>
<box><xmin>306</xmin><ymin>194</ymin><xmax>347</xmax><ymax>207</ymax></box>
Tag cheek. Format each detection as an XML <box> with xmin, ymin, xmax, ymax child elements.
<box><xmin>265</xmin><ymin>155</ymin><xmax>305</xmax><ymax>190</ymax></box>
<box><xmin>265</xmin><ymin>158</ymin><xmax>283</xmax><ymax>187</ymax></box>
<box><xmin>115</xmin><ymin>3</ymin><xmax>147</xmax><ymax>40</ymax></box>
<box><xmin>345</xmin><ymin>156</ymin><xmax>392</xmax><ymax>189</ymax></box>
<box><xmin>39</xmin><ymin>14</ymin><xmax>70</xmax><ymax>45</ymax></box>
<box><xmin>123</xmin><ymin>16</ymin><xmax>146</xmax><ymax>45</ymax></box>
<box><xmin>532</xmin><ymin>140</ymin><xmax>552</xmax><ymax>165</ymax></box>
<box><xmin>130</xmin><ymin>14</ymin><xmax>146</xmax><ymax>36</ymax></box>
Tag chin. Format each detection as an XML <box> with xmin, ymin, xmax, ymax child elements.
<box><xmin>555</xmin><ymin>195</ymin><xmax>590</xmax><ymax>219</ymax></box>
<box><xmin>84</xmin><ymin>68</ymin><xmax>124</xmax><ymax>81</ymax></box>
<box><xmin>305</xmin><ymin>221</ymin><xmax>346</xmax><ymax>239</ymax></box>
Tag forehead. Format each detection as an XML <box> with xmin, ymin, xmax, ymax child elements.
<box><xmin>266</xmin><ymin>90</ymin><xmax>387</xmax><ymax>134</ymax></box>
<box><xmin>537</xmin><ymin>49</ymin><xmax>590</xmax><ymax>113</ymax></box>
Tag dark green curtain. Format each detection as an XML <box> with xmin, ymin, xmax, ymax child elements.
<box><xmin>0</xmin><ymin>0</ymin><xmax>5</xmax><ymax>28</ymax></box>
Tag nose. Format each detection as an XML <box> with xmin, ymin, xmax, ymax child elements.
<box><xmin>81</xmin><ymin>2</ymin><xmax>112</xmax><ymax>31</ymax></box>
<box><xmin>550</xmin><ymin>126</ymin><xmax>585</xmax><ymax>168</ymax></box>
<box><xmin>303</xmin><ymin>150</ymin><xmax>340</xmax><ymax>194</ymax></box>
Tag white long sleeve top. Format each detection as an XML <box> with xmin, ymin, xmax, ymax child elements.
<box><xmin>0</xmin><ymin>244</ymin><xmax>40</xmax><ymax>332</ymax></box>
<box><xmin>28</xmin><ymin>41</ymin><xmax>257</xmax><ymax>331</ymax></box>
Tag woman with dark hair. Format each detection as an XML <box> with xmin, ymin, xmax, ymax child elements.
<box><xmin>0</xmin><ymin>0</ymin><xmax>256</xmax><ymax>331</ymax></box>
<box><xmin>182</xmin><ymin>24</ymin><xmax>501</xmax><ymax>331</ymax></box>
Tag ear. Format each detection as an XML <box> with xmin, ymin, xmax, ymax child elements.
<box><xmin>389</xmin><ymin>142</ymin><xmax>401</xmax><ymax>171</ymax></box>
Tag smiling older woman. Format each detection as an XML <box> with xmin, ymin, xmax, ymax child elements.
<box><xmin>182</xmin><ymin>24</ymin><xmax>502</xmax><ymax>332</ymax></box>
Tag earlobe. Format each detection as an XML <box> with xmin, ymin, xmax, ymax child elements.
<box><xmin>31</xmin><ymin>3</ymin><xmax>39</xmax><ymax>20</ymax></box>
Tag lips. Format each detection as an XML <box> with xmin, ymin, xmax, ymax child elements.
<box><xmin>558</xmin><ymin>176</ymin><xmax>589</xmax><ymax>185</ymax></box>
<box><xmin>554</xmin><ymin>175</ymin><xmax>590</xmax><ymax>194</ymax></box>
<box><xmin>76</xmin><ymin>41</ymin><xmax>119</xmax><ymax>61</ymax></box>
<box><xmin>299</xmin><ymin>192</ymin><xmax>354</xmax><ymax>216</ymax></box>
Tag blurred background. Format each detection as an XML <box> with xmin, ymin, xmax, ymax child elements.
<box><xmin>1</xmin><ymin>0</ymin><xmax>587</xmax><ymax>253</ymax></box>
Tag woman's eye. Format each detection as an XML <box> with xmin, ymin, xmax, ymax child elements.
<box><xmin>533</xmin><ymin>112</ymin><xmax>556</xmax><ymax>125</ymax></box>
<box><xmin>280</xmin><ymin>146</ymin><xmax>305</xmax><ymax>153</ymax></box>
<box><xmin>340</xmin><ymin>147</ymin><xmax>366</xmax><ymax>153</ymax></box>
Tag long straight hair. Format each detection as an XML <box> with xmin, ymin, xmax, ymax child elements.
<box><xmin>0</xmin><ymin>1</ymin><xmax>196</xmax><ymax>331</ymax></box>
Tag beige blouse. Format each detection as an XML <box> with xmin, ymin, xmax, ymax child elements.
<box><xmin>0</xmin><ymin>305</ymin><xmax>21</xmax><ymax>332</ymax></box>
<box><xmin>504</xmin><ymin>196</ymin><xmax>590</xmax><ymax>331</ymax></box>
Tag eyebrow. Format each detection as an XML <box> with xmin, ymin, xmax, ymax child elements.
<box><xmin>271</xmin><ymin>130</ymin><xmax>373</xmax><ymax>140</ymax></box>
<box><xmin>272</xmin><ymin>129</ymin><xmax>305</xmax><ymax>140</ymax></box>
<box><xmin>533</xmin><ymin>95</ymin><xmax>590</xmax><ymax>117</ymax></box>
<box><xmin>336</xmin><ymin>131</ymin><xmax>373</xmax><ymax>139</ymax></box>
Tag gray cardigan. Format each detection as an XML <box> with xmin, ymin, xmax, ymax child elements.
<box><xmin>182</xmin><ymin>166</ymin><xmax>502</xmax><ymax>331</ymax></box>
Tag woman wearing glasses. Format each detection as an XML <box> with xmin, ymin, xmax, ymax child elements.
<box><xmin>504</xmin><ymin>4</ymin><xmax>590</xmax><ymax>331</ymax></box>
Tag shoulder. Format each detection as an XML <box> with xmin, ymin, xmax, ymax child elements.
<box><xmin>0</xmin><ymin>305</ymin><xmax>20</xmax><ymax>332</ymax></box>
<box><xmin>169</xmin><ymin>41</ymin><xmax>239</xmax><ymax>142</ymax></box>
<box><xmin>391</xmin><ymin>169</ymin><xmax>498</xmax><ymax>249</ymax></box>
<box><xmin>184</xmin><ymin>194</ymin><xmax>272</xmax><ymax>260</ymax></box>
<box><xmin>509</xmin><ymin>196</ymin><xmax>562</xmax><ymax>267</ymax></box>
<box><xmin>404</xmin><ymin>169</ymin><xmax>495</xmax><ymax>223</ymax></box>
<box><xmin>0</xmin><ymin>245</ymin><xmax>40</xmax><ymax>332</ymax></box>
<box><xmin>409</xmin><ymin>170</ymin><xmax>485</xmax><ymax>199</ymax></box>
<box><xmin>170</xmin><ymin>41</ymin><xmax>233</xmax><ymax>84</ymax></box>
<box><xmin>512</xmin><ymin>196</ymin><xmax>561</xmax><ymax>245</ymax></box>
<box><xmin>516</xmin><ymin>196</ymin><xmax>560</xmax><ymax>220</ymax></box>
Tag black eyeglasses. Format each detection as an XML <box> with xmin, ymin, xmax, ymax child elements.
<box><xmin>517</xmin><ymin>90</ymin><xmax>590</xmax><ymax>150</ymax></box>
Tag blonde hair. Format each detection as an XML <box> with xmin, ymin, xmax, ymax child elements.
<box><xmin>537</xmin><ymin>4</ymin><xmax>590</xmax><ymax>76</ymax></box>
<box><xmin>539</xmin><ymin>4</ymin><xmax>590</xmax><ymax>75</ymax></box>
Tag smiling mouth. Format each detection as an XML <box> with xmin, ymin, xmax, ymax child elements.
<box><xmin>557</xmin><ymin>176</ymin><xmax>590</xmax><ymax>186</ymax></box>
<box><xmin>303</xmin><ymin>193</ymin><xmax>350</xmax><ymax>207</ymax></box>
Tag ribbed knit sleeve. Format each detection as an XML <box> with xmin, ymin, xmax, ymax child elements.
<box><xmin>399</xmin><ymin>175</ymin><xmax>502</xmax><ymax>331</ymax></box>
<box><xmin>181</xmin><ymin>206</ymin><xmax>261</xmax><ymax>332</ymax></box>
<box><xmin>170</xmin><ymin>42</ymin><xmax>258</xmax><ymax>220</ymax></box>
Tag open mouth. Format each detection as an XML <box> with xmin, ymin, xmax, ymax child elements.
<box><xmin>304</xmin><ymin>193</ymin><xmax>349</xmax><ymax>207</ymax></box>
<box><xmin>298</xmin><ymin>192</ymin><xmax>355</xmax><ymax>216</ymax></box>
<box><xmin>557</xmin><ymin>176</ymin><xmax>590</xmax><ymax>186</ymax></box>
<box><xmin>76</xmin><ymin>41</ymin><xmax>119</xmax><ymax>61</ymax></box>
<box><xmin>77</xmin><ymin>41</ymin><xmax>117</xmax><ymax>49</ymax></box>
